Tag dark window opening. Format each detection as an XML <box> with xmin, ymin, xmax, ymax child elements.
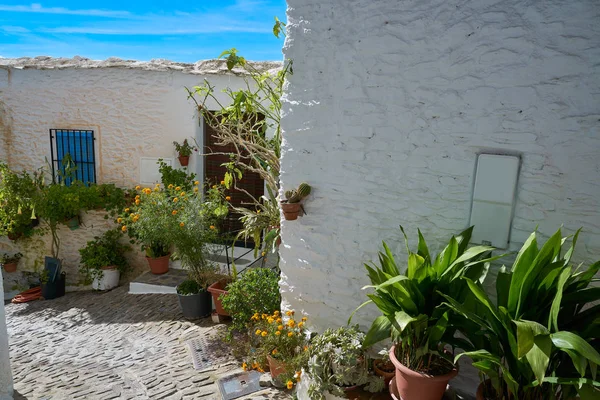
<box><xmin>49</xmin><ymin>129</ymin><xmax>96</xmax><ymax>185</ymax></box>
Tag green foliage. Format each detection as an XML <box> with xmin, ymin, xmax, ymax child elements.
<box><xmin>157</xmin><ymin>159</ymin><xmax>196</xmax><ymax>192</ymax></box>
<box><xmin>173</xmin><ymin>139</ymin><xmax>196</xmax><ymax>157</ymax></box>
<box><xmin>78</xmin><ymin>229</ymin><xmax>130</xmax><ymax>284</ymax></box>
<box><xmin>176</xmin><ymin>279</ymin><xmax>202</xmax><ymax>295</ymax></box>
<box><xmin>0</xmin><ymin>162</ymin><xmax>40</xmax><ymax>239</ymax></box>
<box><xmin>93</xmin><ymin>184</ymin><xmax>127</xmax><ymax>218</ymax></box>
<box><xmin>307</xmin><ymin>326</ymin><xmax>385</xmax><ymax>399</ymax></box>
<box><xmin>285</xmin><ymin>183</ymin><xmax>312</xmax><ymax>204</ymax></box>
<box><xmin>355</xmin><ymin>226</ymin><xmax>500</xmax><ymax>375</ymax></box>
<box><xmin>444</xmin><ymin>228</ymin><xmax>600</xmax><ymax>399</ymax></box>
<box><xmin>0</xmin><ymin>252</ymin><xmax>23</xmax><ymax>264</ymax></box>
<box><xmin>221</xmin><ymin>268</ymin><xmax>281</xmax><ymax>335</ymax></box>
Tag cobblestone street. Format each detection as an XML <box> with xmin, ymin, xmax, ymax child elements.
<box><xmin>5</xmin><ymin>286</ymin><xmax>283</xmax><ymax>400</ymax></box>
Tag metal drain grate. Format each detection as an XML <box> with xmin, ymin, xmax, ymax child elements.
<box><xmin>217</xmin><ymin>371</ymin><xmax>262</xmax><ymax>400</ymax></box>
<box><xmin>186</xmin><ymin>336</ymin><xmax>231</xmax><ymax>370</ymax></box>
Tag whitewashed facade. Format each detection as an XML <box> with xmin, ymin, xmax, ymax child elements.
<box><xmin>279</xmin><ymin>0</ymin><xmax>600</xmax><ymax>330</ymax></box>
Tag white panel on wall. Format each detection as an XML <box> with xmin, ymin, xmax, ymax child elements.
<box><xmin>470</xmin><ymin>154</ymin><xmax>520</xmax><ymax>249</ymax></box>
<box><xmin>140</xmin><ymin>157</ymin><xmax>172</xmax><ymax>185</ymax></box>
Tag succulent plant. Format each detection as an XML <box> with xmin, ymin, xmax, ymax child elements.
<box><xmin>285</xmin><ymin>183</ymin><xmax>311</xmax><ymax>203</ymax></box>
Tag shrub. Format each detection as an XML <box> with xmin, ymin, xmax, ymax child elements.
<box><xmin>177</xmin><ymin>279</ymin><xmax>201</xmax><ymax>295</ymax></box>
<box><xmin>221</xmin><ymin>268</ymin><xmax>281</xmax><ymax>334</ymax></box>
<box><xmin>78</xmin><ymin>229</ymin><xmax>130</xmax><ymax>284</ymax></box>
<box><xmin>157</xmin><ymin>159</ymin><xmax>196</xmax><ymax>192</ymax></box>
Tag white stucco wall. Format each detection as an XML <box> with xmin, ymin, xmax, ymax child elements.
<box><xmin>0</xmin><ymin>270</ymin><xmax>13</xmax><ymax>399</ymax></box>
<box><xmin>0</xmin><ymin>58</ymin><xmax>280</xmax><ymax>289</ymax></box>
<box><xmin>280</xmin><ymin>0</ymin><xmax>600</xmax><ymax>330</ymax></box>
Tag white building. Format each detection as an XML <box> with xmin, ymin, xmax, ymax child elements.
<box><xmin>278</xmin><ymin>0</ymin><xmax>600</xmax><ymax>330</ymax></box>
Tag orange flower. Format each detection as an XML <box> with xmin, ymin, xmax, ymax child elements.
<box><xmin>298</xmin><ymin>322</ymin><xmax>304</xmax><ymax>328</ymax></box>
<box><xmin>121</xmin><ymin>225</ymin><xmax>127</xmax><ymax>232</ymax></box>
<box><xmin>304</xmin><ymin>346</ymin><xmax>309</xmax><ymax>352</ymax></box>
<box><xmin>286</xmin><ymin>310</ymin><xmax>295</xmax><ymax>317</ymax></box>
<box><xmin>302</xmin><ymin>317</ymin><xmax>307</xmax><ymax>322</ymax></box>
<box><xmin>242</xmin><ymin>362</ymin><xmax>247</xmax><ymax>371</ymax></box>
<box><xmin>261</xmin><ymin>331</ymin><xmax>267</xmax><ymax>337</ymax></box>
<box><xmin>124</xmin><ymin>208</ymin><xmax>130</xmax><ymax>213</ymax></box>
<box><xmin>180</xmin><ymin>191</ymin><xmax>186</xmax><ymax>197</ymax></box>
<box><xmin>135</xmin><ymin>199</ymin><xmax>140</xmax><ymax>205</ymax></box>
<box><xmin>255</xmin><ymin>329</ymin><xmax>261</xmax><ymax>336</ymax></box>
<box><xmin>267</xmin><ymin>317</ymin><xmax>274</xmax><ymax>324</ymax></box>
<box><xmin>132</xmin><ymin>215</ymin><xmax>140</xmax><ymax>222</ymax></box>
<box><xmin>210</xmin><ymin>225</ymin><xmax>215</xmax><ymax>230</ymax></box>
<box><xmin>287</xmin><ymin>332</ymin><xmax>294</xmax><ymax>337</ymax></box>
<box><xmin>286</xmin><ymin>381</ymin><xmax>293</xmax><ymax>390</ymax></box>
<box><xmin>175</xmin><ymin>186</ymin><xmax>181</xmax><ymax>191</ymax></box>
<box><xmin>277</xmin><ymin>325</ymin><xmax>284</xmax><ymax>331</ymax></box>
<box><xmin>117</xmin><ymin>218</ymin><xmax>123</xmax><ymax>223</ymax></box>
<box><xmin>194</xmin><ymin>180</ymin><xmax>199</xmax><ymax>185</ymax></box>
<box><xmin>276</xmin><ymin>318</ymin><xmax>282</xmax><ymax>324</ymax></box>
<box><xmin>194</xmin><ymin>187</ymin><xmax>199</xmax><ymax>193</ymax></box>
<box><xmin>173</xmin><ymin>197</ymin><xmax>179</xmax><ymax>203</ymax></box>
<box><xmin>143</xmin><ymin>188</ymin><xmax>152</xmax><ymax>195</ymax></box>
<box><xmin>252</xmin><ymin>362</ymin><xmax>259</xmax><ymax>370</ymax></box>
<box><xmin>220</xmin><ymin>180</ymin><xmax>225</xmax><ymax>185</ymax></box>
<box><xmin>168</xmin><ymin>184</ymin><xmax>174</xmax><ymax>189</ymax></box>
<box><xmin>261</xmin><ymin>251</ymin><xmax>266</xmax><ymax>257</ymax></box>
<box><xmin>271</xmin><ymin>349</ymin><xmax>278</xmax><ymax>355</ymax></box>
<box><xmin>135</xmin><ymin>185</ymin><xmax>141</xmax><ymax>190</ymax></box>
<box><xmin>225</xmin><ymin>196</ymin><xmax>231</xmax><ymax>201</ymax></box>
<box><xmin>153</xmin><ymin>187</ymin><xmax>160</xmax><ymax>192</ymax></box>
<box><xmin>274</xmin><ymin>311</ymin><xmax>280</xmax><ymax>316</ymax></box>
<box><xmin>180</xmin><ymin>222</ymin><xmax>185</xmax><ymax>227</ymax></box>
<box><xmin>172</xmin><ymin>210</ymin><xmax>178</xmax><ymax>215</ymax></box>
<box><xmin>135</xmin><ymin>195</ymin><xmax>140</xmax><ymax>200</ymax></box>
<box><xmin>287</xmin><ymin>319</ymin><xmax>295</xmax><ymax>328</ymax></box>
<box><xmin>275</xmin><ymin>331</ymin><xmax>281</xmax><ymax>336</ymax></box>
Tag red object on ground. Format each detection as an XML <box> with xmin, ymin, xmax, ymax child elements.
<box><xmin>12</xmin><ymin>286</ymin><xmax>42</xmax><ymax>303</ymax></box>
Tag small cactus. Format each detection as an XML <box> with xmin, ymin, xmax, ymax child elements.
<box><xmin>285</xmin><ymin>183</ymin><xmax>311</xmax><ymax>203</ymax></box>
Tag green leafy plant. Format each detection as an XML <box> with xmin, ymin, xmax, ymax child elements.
<box><xmin>173</xmin><ymin>139</ymin><xmax>196</xmax><ymax>157</ymax></box>
<box><xmin>93</xmin><ymin>183</ymin><xmax>127</xmax><ymax>218</ymax></box>
<box><xmin>307</xmin><ymin>326</ymin><xmax>385</xmax><ymax>399</ymax></box>
<box><xmin>0</xmin><ymin>162</ymin><xmax>40</xmax><ymax>239</ymax></box>
<box><xmin>176</xmin><ymin>279</ymin><xmax>202</xmax><ymax>295</ymax></box>
<box><xmin>284</xmin><ymin>183</ymin><xmax>311</xmax><ymax>204</ymax></box>
<box><xmin>443</xmin><ymin>228</ymin><xmax>600</xmax><ymax>399</ymax></box>
<box><xmin>157</xmin><ymin>159</ymin><xmax>196</xmax><ymax>192</ymax></box>
<box><xmin>221</xmin><ymin>268</ymin><xmax>281</xmax><ymax>336</ymax></box>
<box><xmin>1</xmin><ymin>252</ymin><xmax>23</xmax><ymax>264</ymax></box>
<box><xmin>78</xmin><ymin>229</ymin><xmax>130</xmax><ymax>284</ymax></box>
<box><xmin>353</xmin><ymin>226</ymin><xmax>502</xmax><ymax>375</ymax></box>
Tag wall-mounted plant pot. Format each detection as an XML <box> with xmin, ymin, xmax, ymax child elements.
<box><xmin>92</xmin><ymin>266</ymin><xmax>120</xmax><ymax>291</ymax></box>
<box><xmin>2</xmin><ymin>263</ymin><xmax>17</xmax><ymax>273</ymax></box>
<box><xmin>389</xmin><ymin>345</ymin><xmax>457</xmax><ymax>400</ymax></box>
<box><xmin>145</xmin><ymin>254</ymin><xmax>170</xmax><ymax>275</ymax></box>
<box><xmin>207</xmin><ymin>280</ymin><xmax>230</xmax><ymax>316</ymax></box>
<box><xmin>281</xmin><ymin>202</ymin><xmax>301</xmax><ymax>221</ymax></box>
<box><xmin>41</xmin><ymin>272</ymin><xmax>66</xmax><ymax>300</ymax></box>
<box><xmin>177</xmin><ymin>289</ymin><xmax>211</xmax><ymax>319</ymax></box>
<box><xmin>178</xmin><ymin>155</ymin><xmax>190</xmax><ymax>166</ymax></box>
<box><xmin>65</xmin><ymin>216</ymin><xmax>80</xmax><ymax>230</ymax></box>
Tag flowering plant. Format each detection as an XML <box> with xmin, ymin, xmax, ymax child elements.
<box><xmin>173</xmin><ymin>139</ymin><xmax>196</xmax><ymax>157</ymax></box>
<box><xmin>243</xmin><ymin>310</ymin><xmax>310</xmax><ymax>390</ymax></box>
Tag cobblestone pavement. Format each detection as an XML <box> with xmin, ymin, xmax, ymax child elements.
<box><xmin>5</xmin><ymin>286</ymin><xmax>288</xmax><ymax>400</ymax></box>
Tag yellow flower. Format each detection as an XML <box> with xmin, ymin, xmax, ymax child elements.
<box><xmin>261</xmin><ymin>331</ymin><xmax>267</xmax><ymax>337</ymax></box>
<box><xmin>287</xmin><ymin>319</ymin><xmax>295</xmax><ymax>328</ymax></box>
<box><xmin>286</xmin><ymin>380</ymin><xmax>293</xmax><ymax>390</ymax></box>
<box><xmin>287</xmin><ymin>332</ymin><xmax>294</xmax><ymax>337</ymax></box>
<box><xmin>210</xmin><ymin>225</ymin><xmax>215</xmax><ymax>230</ymax></box>
<box><xmin>173</xmin><ymin>197</ymin><xmax>179</xmax><ymax>203</ymax></box>
<box><xmin>286</xmin><ymin>310</ymin><xmax>295</xmax><ymax>317</ymax></box>
<box><xmin>220</xmin><ymin>180</ymin><xmax>225</xmax><ymax>185</ymax></box>
<box><xmin>180</xmin><ymin>222</ymin><xmax>185</xmax><ymax>227</ymax></box>
<box><xmin>295</xmin><ymin>371</ymin><xmax>302</xmax><ymax>382</ymax></box>
<box><xmin>298</xmin><ymin>322</ymin><xmax>304</xmax><ymax>328</ymax></box>
<box><xmin>121</xmin><ymin>225</ymin><xmax>127</xmax><ymax>232</ymax></box>
<box><xmin>277</xmin><ymin>325</ymin><xmax>284</xmax><ymax>331</ymax></box>
<box><xmin>194</xmin><ymin>187</ymin><xmax>199</xmax><ymax>193</ymax></box>
<box><xmin>274</xmin><ymin>311</ymin><xmax>280</xmax><ymax>316</ymax></box>
<box><xmin>135</xmin><ymin>185</ymin><xmax>141</xmax><ymax>190</ymax></box>
<box><xmin>117</xmin><ymin>218</ymin><xmax>123</xmax><ymax>223</ymax></box>
<box><xmin>271</xmin><ymin>349</ymin><xmax>278</xmax><ymax>355</ymax></box>
<box><xmin>261</xmin><ymin>251</ymin><xmax>266</xmax><ymax>257</ymax></box>
<box><xmin>242</xmin><ymin>362</ymin><xmax>247</xmax><ymax>371</ymax></box>
<box><xmin>168</xmin><ymin>184</ymin><xmax>174</xmax><ymax>189</ymax></box>
<box><xmin>252</xmin><ymin>362</ymin><xmax>259</xmax><ymax>370</ymax></box>
<box><xmin>132</xmin><ymin>215</ymin><xmax>140</xmax><ymax>222</ymax></box>
<box><xmin>225</xmin><ymin>196</ymin><xmax>231</xmax><ymax>201</ymax></box>
<box><xmin>175</xmin><ymin>186</ymin><xmax>181</xmax><ymax>191</ymax></box>
<box><xmin>275</xmin><ymin>331</ymin><xmax>281</xmax><ymax>336</ymax></box>
<box><xmin>267</xmin><ymin>317</ymin><xmax>274</xmax><ymax>324</ymax></box>
<box><xmin>276</xmin><ymin>318</ymin><xmax>282</xmax><ymax>324</ymax></box>
<box><xmin>172</xmin><ymin>210</ymin><xmax>178</xmax><ymax>215</ymax></box>
<box><xmin>194</xmin><ymin>180</ymin><xmax>199</xmax><ymax>185</ymax></box>
<box><xmin>124</xmin><ymin>208</ymin><xmax>130</xmax><ymax>213</ymax></box>
<box><xmin>257</xmin><ymin>367</ymin><xmax>264</xmax><ymax>373</ymax></box>
<box><xmin>302</xmin><ymin>317</ymin><xmax>307</xmax><ymax>322</ymax></box>
<box><xmin>153</xmin><ymin>187</ymin><xmax>159</xmax><ymax>192</ymax></box>
<box><xmin>135</xmin><ymin>195</ymin><xmax>140</xmax><ymax>200</ymax></box>
<box><xmin>303</xmin><ymin>346</ymin><xmax>308</xmax><ymax>352</ymax></box>
<box><xmin>143</xmin><ymin>188</ymin><xmax>151</xmax><ymax>195</ymax></box>
<box><xmin>135</xmin><ymin>199</ymin><xmax>140</xmax><ymax>205</ymax></box>
<box><xmin>212</xmin><ymin>185</ymin><xmax>217</xmax><ymax>189</ymax></box>
<box><xmin>257</xmin><ymin>210</ymin><xmax>261</xmax><ymax>214</ymax></box>
<box><xmin>261</xmin><ymin>314</ymin><xmax>268</xmax><ymax>320</ymax></box>
<box><xmin>180</xmin><ymin>191</ymin><xmax>186</xmax><ymax>197</ymax></box>
<box><xmin>155</xmin><ymin>183</ymin><xmax>160</xmax><ymax>187</ymax></box>
<box><xmin>255</xmin><ymin>329</ymin><xmax>261</xmax><ymax>336</ymax></box>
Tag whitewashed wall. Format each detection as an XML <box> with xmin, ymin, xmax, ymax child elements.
<box><xmin>279</xmin><ymin>0</ymin><xmax>600</xmax><ymax>331</ymax></box>
<box><xmin>0</xmin><ymin>58</ymin><xmax>279</xmax><ymax>289</ymax></box>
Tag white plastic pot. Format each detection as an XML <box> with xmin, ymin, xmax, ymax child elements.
<box><xmin>92</xmin><ymin>268</ymin><xmax>120</xmax><ymax>291</ymax></box>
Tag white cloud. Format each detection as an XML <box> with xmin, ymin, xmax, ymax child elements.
<box><xmin>0</xmin><ymin>3</ymin><xmax>131</xmax><ymax>18</ymax></box>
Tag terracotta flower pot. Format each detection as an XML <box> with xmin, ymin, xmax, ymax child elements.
<box><xmin>207</xmin><ymin>280</ymin><xmax>229</xmax><ymax>316</ymax></box>
<box><xmin>476</xmin><ymin>381</ymin><xmax>485</xmax><ymax>400</ymax></box>
<box><xmin>145</xmin><ymin>254</ymin><xmax>170</xmax><ymax>275</ymax></box>
<box><xmin>373</xmin><ymin>358</ymin><xmax>395</xmax><ymax>386</ymax></box>
<box><xmin>267</xmin><ymin>355</ymin><xmax>287</xmax><ymax>380</ymax></box>
<box><xmin>178</xmin><ymin>155</ymin><xmax>190</xmax><ymax>166</ymax></box>
<box><xmin>3</xmin><ymin>262</ymin><xmax>17</xmax><ymax>273</ymax></box>
<box><xmin>389</xmin><ymin>345</ymin><xmax>458</xmax><ymax>400</ymax></box>
<box><xmin>7</xmin><ymin>232</ymin><xmax>22</xmax><ymax>241</ymax></box>
<box><xmin>281</xmin><ymin>202</ymin><xmax>301</xmax><ymax>221</ymax></box>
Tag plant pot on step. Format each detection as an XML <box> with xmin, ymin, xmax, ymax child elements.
<box><xmin>3</xmin><ymin>262</ymin><xmax>18</xmax><ymax>273</ymax></box>
<box><xmin>373</xmin><ymin>359</ymin><xmax>395</xmax><ymax>386</ymax></box>
<box><xmin>42</xmin><ymin>272</ymin><xmax>66</xmax><ymax>300</ymax></box>
<box><xmin>146</xmin><ymin>254</ymin><xmax>170</xmax><ymax>275</ymax></box>
<box><xmin>65</xmin><ymin>215</ymin><xmax>80</xmax><ymax>230</ymax></box>
<box><xmin>389</xmin><ymin>345</ymin><xmax>458</xmax><ymax>400</ymax></box>
<box><xmin>281</xmin><ymin>201</ymin><xmax>302</xmax><ymax>221</ymax></box>
<box><xmin>207</xmin><ymin>280</ymin><xmax>229</xmax><ymax>316</ymax></box>
<box><xmin>178</xmin><ymin>155</ymin><xmax>190</xmax><ymax>166</ymax></box>
<box><xmin>267</xmin><ymin>355</ymin><xmax>287</xmax><ymax>380</ymax></box>
<box><xmin>178</xmin><ymin>289</ymin><xmax>211</xmax><ymax>319</ymax></box>
<box><xmin>92</xmin><ymin>266</ymin><xmax>120</xmax><ymax>291</ymax></box>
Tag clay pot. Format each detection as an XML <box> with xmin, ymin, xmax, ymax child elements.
<box><xmin>267</xmin><ymin>355</ymin><xmax>287</xmax><ymax>380</ymax></box>
<box><xmin>145</xmin><ymin>254</ymin><xmax>170</xmax><ymax>275</ymax></box>
<box><xmin>389</xmin><ymin>345</ymin><xmax>458</xmax><ymax>400</ymax></box>
<box><xmin>207</xmin><ymin>280</ymin><xmax>230</xmax><ymax>316</ymax></box>
<box><xmin>342</xmin><ymin>385</ymin><xmax>362</xmax><ymax>399</ymax></box>
<box><xmin>373</xmin><ymin>358</ymin><xmax>395</xmax><ymax>386</ymax></box>
<box><xmin>178</xmin><ymin>155</ymin><xmax>190</xmax><ymax>166</ymax></box>
<box><xmin>281</xmin><ymin>202</ymin><xmax>301</xmax><ymax>220</ymax></box>
<box><xmin>3</xmin><ymin>263</ymin><xmax>17</xmax><ymax>273</ymax></box>
<box><xmin>476</xmin><ymin>381</ymin><xmax>485</xmax><ymax>400</ymax></box>
<box><xmin>7</xmin><ymin>232</ymin><xmax>22</xmax><ymax>241</ymax></box>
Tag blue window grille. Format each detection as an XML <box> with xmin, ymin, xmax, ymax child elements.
<box><xmin>49</xmin><ymin>129</ymin><xmax>96</xmax><ymax>185</ymax></box>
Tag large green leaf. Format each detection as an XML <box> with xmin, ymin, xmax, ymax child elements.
<box><xmin>465</xmin><ymin>278</ymin><xmax>501</xmax><ymax>322</ymax></box>
<box><xmin>551</xmin><ymin>331</ymin><xmax>600</xmax><ymax>366</ymax></box>
<box><xmin>507</xmin><ymin>231</ymin><xmax>538</xmax><ymax>315</ymax></box>
<box><xmin>417</xmin><ymin>229</ymin><xmax>431</xmax><ymax>262</ymax></box>
<box><xmin>382</xmin><ymin>241</ymin><xmax>400</xmax><ymax>276</ymax></box>
<box><xmin>391</xmin><ymin>310</ymin><xmax>418</xmax><ymax>334</ymax></box>
<box><xmin>496</xmin><ymin>266</ymin><xmax>512</xmax><ymax>309</ymax></box>
<box><xmin>514</xmin><ymin>319</ymin><xmax>550</xmax><ymax>358</ymax></box>
<box><xmin>366</xmin><ymin>294</ymin><xmax>396</xmax><ymax>316</ymax></box>
<box><xmin>428</xmin><ymin>311</ymin><xmax>448</xmax><ymax>346</ymax></box>
<box><xmin>563</xmin><ymin>348</ymin><xmax>589</xmax><ymax>377</ymax></box>
<box><xmin>407</xmin><ymin>253</ymin><xmax>425</xmax><ymax>280</ymax></box>
<box><xmin>434</xmin><ymin>236</ymin><xmax>458</xmax><ymax>276</ymax></box>
<box><xmin>364</xmin><ymin>316</ymin><xmax>392</xmax><ymax>347</ymax></box>
<box><xmin>362</xmin><ymin>274</ymin><xmax>408</xmax><ymax>291</ymax></box>
<box><xmin>456</xmin><ymin>226</ymin><xmax>474</xmax><ymax>254</ymax></box>
<box><xmin>548</xmin><ymin>266</ymin><xmax>571</xmax><ymax>331</ymax></box>
<box><xmin>562</xmin><ymin>287</ymin><xmax>600</xmax><ymax>307</ymax></box>
<box><xmin>525</xmin><ymin>334</ymin><xmax>551</xmax><ymax>385</ymax></box>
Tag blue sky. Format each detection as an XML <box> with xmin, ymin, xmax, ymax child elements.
<box><xmin>0</xmin><ymin>0</ymin><xmax>287</xmax><ymax>62</ymax></box>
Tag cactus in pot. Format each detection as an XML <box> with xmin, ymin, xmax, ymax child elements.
<box><xmin>281</xmin><ymin>183</ymin><xmax>311</xmax><ymax>220</ymax></box>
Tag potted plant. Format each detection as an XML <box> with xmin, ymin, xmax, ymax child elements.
<box><xmin>243</xmin><ymin>310</ymin><xmax>310</xmax><ymax>391</ymax></box>
<box><xmin>220</xmin><ymin>268</ymin><xmax>281</xmax><ymax>337</ymax></box>
<box><xmin>372</xmin><ymin>348</ymin><xmax>395</xmax><ymax>386</ymax></box>
<box><xmin>173</xmin><ymin>139</ymin><xmax>195</xmax><ymax>166</ymax></box>
<box><xmin>1</xmin><ymin>252</ymin><xmax>23</xmax><ymax>273</ymax></box>
<box><xmin>176</xmin><ymin>279</ymin><xmax>212</xmax><ymax>319</ymax></box>
<box><xmin>354</xmin><ymin>226</ymin><xmax>502</xmax><ymax>400</ymax></box>
<box><xmin>78</xmin><ymin>229</ymin><xmax>131</xmax><ymax>291</ymax></box>
<box><xmin>307</xmin><ymin>325</ymin><xmax>385</xmax><ymax>399</ymax></box>
<box><xmin>443</xmin><ymin>228</ymin><xmax>600</xmax><ymax>399</ymax></box>
<box><xmin>281</xmin><ymin>183</ymin><xmax>311</xmax><ymax>221</ymax></box>
<box><xmin>0</xmin><ymin>162</ymin><xmax>40</xmax><ymax>241</ymax></box>
<box><xmin>157</xmin><ymin>159</ymin><xmax>196</xmax><ymax>191</ymax></box>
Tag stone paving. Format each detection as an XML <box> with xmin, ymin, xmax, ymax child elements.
<box><xmin>5</xmin><ymin>286</ymin><xmax>288</xmax><ymax>400</ymax></box>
